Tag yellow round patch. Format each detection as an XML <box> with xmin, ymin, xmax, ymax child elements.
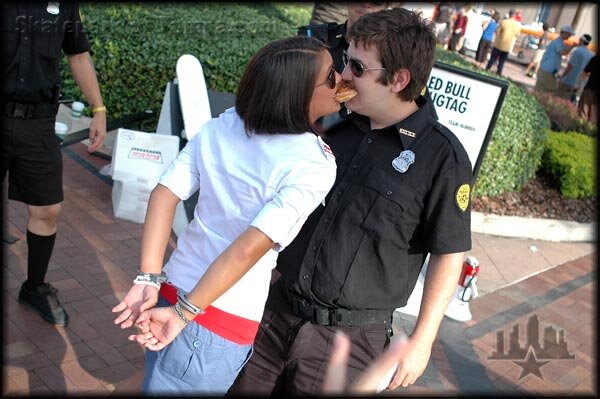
<box><xmin>455</xmin><ymin>184</ymin><xmax>470</xmax><ymax>212</ymax></box>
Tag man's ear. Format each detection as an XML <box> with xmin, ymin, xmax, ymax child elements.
<box><xmin>390</xmin><ymin>69</ymin><xmax>411</xmax><ymax>93</ymax></box>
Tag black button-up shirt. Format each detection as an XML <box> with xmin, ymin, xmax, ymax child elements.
<box><xmin>277</xmin><ymin>97</ymin><xmax>472</xmax><ymax>310</ymax></box>
<box><xmin>2</xmin><ymin>2</ymin><xmax>90</xmax><ymax>103</ymax></box>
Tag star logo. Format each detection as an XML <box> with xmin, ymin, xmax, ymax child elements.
<box><xmin>513</xmin><ymin>347</ymin><xmax>550</xmax><ymax>380</ymax></box>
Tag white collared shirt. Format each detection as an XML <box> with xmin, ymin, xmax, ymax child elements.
<box><xmin>159</xmin><ymin>108</ymin><xmax>336</xmax><ymax>321</ymax></box>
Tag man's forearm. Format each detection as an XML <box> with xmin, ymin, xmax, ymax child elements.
<box><xmin>411</xmin><ymin>252</ymin><xmax>464</xmax><ymax>345</ymax></box>
<box><xmin>67</xmin><ymin>52</ymin><xmax>103</xmax><ymax>108</ymax></box>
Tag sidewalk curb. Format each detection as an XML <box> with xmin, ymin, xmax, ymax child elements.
<box><xmin>471</xmin><ymin>211</ymin><xmax>597</xmax><ymax>243</ymax></box>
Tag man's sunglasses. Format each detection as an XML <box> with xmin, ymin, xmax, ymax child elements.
<box><xmin>342</xmin><ymin>50</ymin><xmax>386</xmax><ymax>78</ymax></box>
<box><xmin>316</xmin><ymin>66</ymin><xmax>336</xmax><ymax>89</ymax></box>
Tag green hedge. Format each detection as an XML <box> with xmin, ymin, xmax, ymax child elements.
<box><xmin>541</xmin><ymin>131</ymin><xmax>597</xmax><ymax>199</ymax></box>
<box><xmin>61</xmin><ymin>4</ymin><xmax>550</xmax><ymax>197</ymax></box>
<box><xmin>435</xmin><ymin>49</ymin><xmax>550</xmax><ymax>197</ymax></box>
<box><xmin>60</xmin><ymin>3</ymin><xmax>312</xmax><ymax>121</ymax></box>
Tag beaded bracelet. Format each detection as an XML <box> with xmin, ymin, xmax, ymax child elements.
<box><xmin>173</xmin><ymin>301</ymin><xmax>191</xmax><ymax>325</ymax></box>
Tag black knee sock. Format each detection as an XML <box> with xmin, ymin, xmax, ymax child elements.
<box><xmin>25</xmin><ymin>230</ymin><xmax>56</xmax><ymax>289</ymax></box>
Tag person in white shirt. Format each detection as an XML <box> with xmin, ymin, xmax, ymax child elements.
<box><xmin>111</xmin><ymin>36</ymin><xmax>340</xmax><ymax>395</ymax></box>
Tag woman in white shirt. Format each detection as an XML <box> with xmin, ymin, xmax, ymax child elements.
<box><xmin>112</xmin><ymin>36</ymin><xmax>340</xmax><ymax>395</ymax></box>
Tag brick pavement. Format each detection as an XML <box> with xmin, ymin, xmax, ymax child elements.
<box><xmin>392</xmin><ymin>252</ymin><xmax>597</xmax><ymax>395</ymax></box>
<box><xmin>2</xmin><ymin>137</ymin><xmax>597</xmax><ymax>396</ymax></box>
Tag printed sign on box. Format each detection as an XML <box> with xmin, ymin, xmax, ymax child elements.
<box><xmin>111</xmin><ymin>128</ymin><xmax>180</xmax><ymax>223</ymax></box>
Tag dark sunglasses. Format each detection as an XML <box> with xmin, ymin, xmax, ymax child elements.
<box><xmin>342</xmin><ymin>50</ymin><xmax>386</xmax><ymax>78</ymax></box>
<box><xmin>316</xmin><ymin>66</ymin><xmax>336</xmax><ymax>89</ymax></box>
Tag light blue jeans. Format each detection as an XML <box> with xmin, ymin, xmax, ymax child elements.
<box><xmin>142</xmin><ymin>296</ymin><xmax>253</xmax><ymax>396</ymax></box>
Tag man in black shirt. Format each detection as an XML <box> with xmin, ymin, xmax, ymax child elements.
<box><xmin>229</xmin><ymin>8</ymin><xmax>471</xmax><ymax>395</ymax></box>
<box><xmin>2</xmin><ymin>3</ymin><xmax>106</xmax><ymax>326</ymax></box>
<box><xmin>298</xmin><ymin>2</ymin><xmax>438</xmax><ymax>123</ymax></box>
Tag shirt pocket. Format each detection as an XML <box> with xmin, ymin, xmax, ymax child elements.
<box><xmin>361</xmin><ymin>167</ymin><xmax>419</xmax><ymax>243</ymax></box>
<box><xmin>34</xmin><ymin>28</ymin><xmax>64</xmax><ymax>61</ymax></box>
<box><xmin>157</xmin><ymin>322</ymin><xmax>227</xmax><ymax>387</ymax></box>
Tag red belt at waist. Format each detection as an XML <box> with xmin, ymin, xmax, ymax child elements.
<box><xmin>160</xmin><ymin>283</ymin><xmax>258</xmax><ymax>345</ymax></box>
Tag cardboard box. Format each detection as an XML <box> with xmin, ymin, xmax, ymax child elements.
<box><xmin>111</xmin><ymin>128</ymin><xmax>180</xmax><ymax>223</ymax></box>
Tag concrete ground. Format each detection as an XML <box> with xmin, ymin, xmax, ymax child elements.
<box><xmin>2</xmin><ymin>55</ymin><xmax>597</xmax><ymax>395</ymax></box>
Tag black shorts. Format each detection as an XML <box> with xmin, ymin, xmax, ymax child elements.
<box><xmin>2</xmin><ymin>116</ymin><xmax>63</xmax><ymax>206</ymax></box>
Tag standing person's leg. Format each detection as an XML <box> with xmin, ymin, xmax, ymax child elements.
<box><xmin>496</xmin><ymin>50</ymin><xmax>509</xmax><ymax>76</ymax></box>
<box><xmin>228</xmin><ymin>280</ymin><xmax>306</xmax><ymax>396</ymax></box>
<box><xmin>481</xmin><ymin>41</ymin><xmax>493</xmax><ymax>67</ymax></box>
<box><xmin>535</xmin><ymin>69</ymin><xmax>558</xmax><ymax>94</ymax></box>
<box><xmin>285</xmin><ymin>322</ymin><xmax>389</xmax><ymax>395</ymax></box>
<box><xmin>6</xmin><ymin>116</ymin><xmax>69</xmax><ymax>325</ymax></box>
<box><xmin>475</xmin><ymin>38</ymin><xmax>484</xmax><ymax>63</ymax></box>
<box><xmin>486</xmin><ymin>48</ymin><xmax>499</xmax><ymax>70</ymax></box>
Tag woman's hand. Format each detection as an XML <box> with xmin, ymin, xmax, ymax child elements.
<box><xmin>112</xmin><ymin>284</ymin><xmax>159</xmax><ymax>329</ymax></box>
<box><xmin>128</xmin><ymin>306</ymin><xmax>188</xmax><ymax>351</ymax></box>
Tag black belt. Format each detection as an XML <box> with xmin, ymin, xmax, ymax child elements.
<box><xmin>289</xmin><ymin>294</ymin><xmax>393</xmax><ymax>327</ymax></box>
<box><xmin>4</xmin><ymin>101</ymin><xmax>59</xmax><ymax>119</ymax></box>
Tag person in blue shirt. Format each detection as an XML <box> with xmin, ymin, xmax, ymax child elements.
<box><xmin>475</xmin><ymin>12</ymin><xmax>500</xmax><ymax>68</ymax></box>
<box><xmin>535</xmin><ymin>25</ymin><xmax>575</xmax><ymax>94</ymax></box>
<box><xmin>558</xmin><ymin>34</ymin><xmax>593</xmax><ymax>102</ymax></box>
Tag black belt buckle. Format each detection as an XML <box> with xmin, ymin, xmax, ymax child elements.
<box><xmin>12</xmin><ymin>102</ymin><xmax>27</xmax><ymax>118</ymax></box>
<box><xmin>313</xmin><ymin>307</ymin><xmax>331</xmax><ymax>325</ymax></box>
<box><xmin>8</xmin><ymin>102</ymin><xmax>34</xmax><ymax>119</ymax></box>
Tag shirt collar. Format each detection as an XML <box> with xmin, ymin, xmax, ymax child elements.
<box><xmin>349</xmin><ymin>95</ymin><xmax>432</xmax><ymax>149</ymax></box>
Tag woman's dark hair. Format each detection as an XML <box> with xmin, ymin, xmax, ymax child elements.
<box><xmin>236</xmin><ymin>36</ymin><xmax>328</xmax><ymax>136</ymax></box>
<box><xmin>346</xmin><ymin>8</ymin><xmax>436</xmax><ymax>102</ymax></box>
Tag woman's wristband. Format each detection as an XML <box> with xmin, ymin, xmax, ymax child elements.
<box><xmin>92</xmin><ymin>106</ymin><xmax>106</xmax><ymax>114</ymax></box>
<box><xmin>177</xmin><ymin>291</ymin><xmax>205</xmax><ymax>315</ymax></box>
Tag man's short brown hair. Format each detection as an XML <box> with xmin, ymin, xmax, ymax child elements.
<box><xmin>346</xmin><ymin>8</ymin><xmax>436</xmax><ymax>101</ymax></box>
<box><xmin>236</xmin><ymin>36</ymin><xmax>328</xmax><ymax>135</ymax></box>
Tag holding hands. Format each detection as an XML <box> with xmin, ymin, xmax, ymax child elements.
<box><xmin>112</xmin><ymin>281</ymin><xmax>191</xmax><ymax>352</ymax></box>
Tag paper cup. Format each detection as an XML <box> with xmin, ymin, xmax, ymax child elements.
<box><xmin>55</xmin><ymin>122</ymin><xmax>69</xmax><ymax>135</ymax></box>
<box><xmin>72</xmin><ymin>101</ymin><xmax>84</xmax><ymax>119</ymax></box>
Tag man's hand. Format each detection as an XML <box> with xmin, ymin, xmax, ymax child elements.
<box><xmin>322</xmin><ymin>330</ymin><xmax>408</xmax><ymax>394</ymax></box>
<box><xmin>87</xmin><ymin>110</ymin><xmax>106</xmax><ymax>153</ymax></box>
<box><xmin>112</xmin><ymin>284</ymin><xmax>159</xmax><ymax>329</ymax></box>
<box><xmin>388</xmin><ymin>335</ymin><xmax>431</xmax><ymax>389</ymax></box>
<box><xmin>129</xmin><ymin>306</ymin><xmax>187</xmax><ymax>351</ymax></box>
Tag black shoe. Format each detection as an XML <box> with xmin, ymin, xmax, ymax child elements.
<box><xmin>18</xmin><ymin>282</ymin><xmax>69</xmax><ymax>326</ymax></box>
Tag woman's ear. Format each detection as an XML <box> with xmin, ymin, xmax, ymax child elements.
<box><xmin>390</xmin><ymin>69</ymin><xmax>411</xmax><ymax>93</ymax></box>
